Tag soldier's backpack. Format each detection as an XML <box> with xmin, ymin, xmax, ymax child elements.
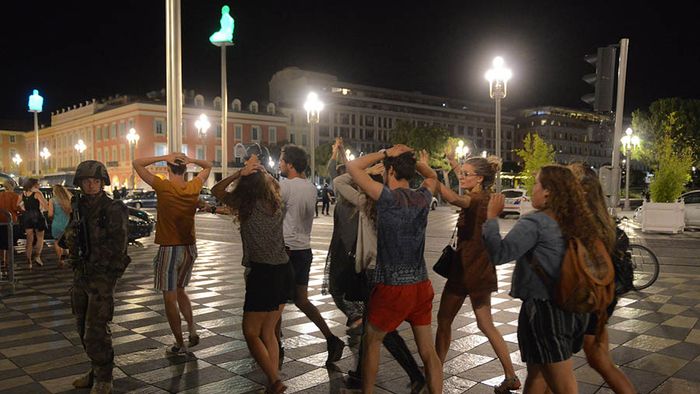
<box><xmin>529</xmin><ymin>237</ymin><xmax>616</xmax><ymax>337</ymax></box>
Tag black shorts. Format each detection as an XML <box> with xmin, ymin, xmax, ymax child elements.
<box><xmin>287</xmin><ymin>248</ymin><xmax>313</xmax><ymax>286</ymax></box>
<box><xmin>244</xmin><ymin>262</ymin><xmax>294</xmax><ymax>312</ymax></box>
<box><xmin>518</xmin><ymin>298</ymin><xmax>588</xmax><ymax>364</ymax></box>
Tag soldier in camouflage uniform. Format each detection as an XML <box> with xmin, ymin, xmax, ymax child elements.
<box><xmin>66</xmin><ymin>161</ymin><xmax>130</xmax><ymax>394</ymax></box>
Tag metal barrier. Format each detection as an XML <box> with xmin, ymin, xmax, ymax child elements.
<box><xmin>0</xmin><ymin>209</ymin><xmax>14</xmax><ymax>283</ymax></box>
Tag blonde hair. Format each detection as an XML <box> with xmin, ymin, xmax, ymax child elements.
<box><xmin>464</xmin><ymin>155</ymin><xmax>502</xmax><ymax>190</ymax></box>
<box><xmin>52</xmin><ymin>184</ymin><xmax>72</xmax><ymax>213</ymax></box>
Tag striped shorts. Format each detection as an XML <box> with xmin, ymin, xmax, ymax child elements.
<box><xmin>517</xmin><ymin>298</ymin><xmax>589</xmax><ymax>364</ymax></box>
<box><xmin>153</xmin><ymin>245</ymin><xmax>198</xmax><ymax>291</ymax></box>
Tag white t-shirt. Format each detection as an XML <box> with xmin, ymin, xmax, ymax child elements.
<box><xmin>280</xmin><ymin>177</ymin><xmax>316</xmax><ymax>250</ymax></box>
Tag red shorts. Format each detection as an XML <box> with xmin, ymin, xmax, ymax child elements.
<box><xmin>367</xmin><ymin>280</ymin><xmax>434</xmax><ymax>333</ymax></box>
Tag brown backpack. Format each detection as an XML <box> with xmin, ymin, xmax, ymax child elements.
<box><xmin>530</xmin><ymin>237</ymin><xmax>615</xmax><ymax>337</ymax></box>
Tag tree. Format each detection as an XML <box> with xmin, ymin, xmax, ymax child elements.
<box><xmin>515</xmin><ymin>133</ymin><xmax>556</xmax><ymax>194</ymax></box>
<box><xmin>314</xmin><ymin>143</ymin><xmax>332</xmax><ymax>179</ymax></box>
<box><xmin>648</xmin><ymin>120</ymin><xmax>694</xmax><ymax>203</ymax></box>
<box><xmin>391</xmin><ymin>120</ymin><xmax>451</xmax><ymax>169</ymax></box>
<box><xmin>632</xmin><ymin>98</ymin><xmax>700</xmax><ymax>165</ymax></box>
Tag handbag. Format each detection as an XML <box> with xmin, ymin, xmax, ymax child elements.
<box><xmin>433</xmin><ymin>222</ymin><xmax>458</xmax><ymax>278</ymax></box>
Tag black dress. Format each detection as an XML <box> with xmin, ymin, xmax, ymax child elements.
<box><xmin>21</xmin><ymin>192</ymin><xmax>46</xmax><ymax>231</ymax></box>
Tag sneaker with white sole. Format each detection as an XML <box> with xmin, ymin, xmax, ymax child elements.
<box><xmin>166</xmin><ymin>344</ymin><xmax>188</xmax><ymax>356</ymax></box>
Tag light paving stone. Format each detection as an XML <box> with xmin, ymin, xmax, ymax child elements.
<box><xmin>662</xmin><ymin>316</ymin><xmax>698</xmax><ymax>329</ymax></box>
<box><xmin>623</xmin><ymin>335</ymin><xmax>680</xmax><ymax>352</ymax></box>
<box><xmin>626</xmin><ymin>353</ymin><xmax>689</xmax><ymax>376</ymax></box>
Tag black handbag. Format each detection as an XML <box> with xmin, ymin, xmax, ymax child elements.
<box><xmin>433</xmin><ymin>223</ymin><xmax>458</xmax><ymax>278</ymax></box>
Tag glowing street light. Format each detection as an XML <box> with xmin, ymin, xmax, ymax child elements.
<box><xmin>485</xmin><ymin>56</ymin><xmax>512</xmax><ymax>192</ymax></box>
<box><xmin>304</xmin><ymin>92</ymin><xmax>324</xmax><ymax>183</ymax></box>
<box><xmin>39</xmin><ymin>147</ymin><xmax>51</xmax><ymax>174</ymax></box>
<box><xmin>195</xmin><ymin>113</ymin><xmax>211</xmax><ymax>138</ymax></box>
<box><xmin>12</xmin><ymin>154</ymin><xmax>22</xmax><ymax>170</ymax></box>
<box><xmin>126</xmin><ymin>128</ymin><xmax>140</xmax><ymax>189</ymax></box>
<box><xmin>74</xmin><ymin>139</ymin><xmax>87</xmax><ymax>162</ymax></box>
<box><xmin>345</xmin><ymin>148</ymin><xmax>355</xmax><ymax>161</ymax></box>
<box><xmin>210</xmin><ymin>5</ymin><xmax>235</xmax><ymax>178</ymax></box>
<box><xmin>620</xmin><ymin>127</ymin><xmax>641</xmax><ymax>211</ymax></box>
<box><xmin>28</xmin><ymin>89</ymin><xmax>44</xmax><ymax>175</ymax></box>
<box><xmin>455</xmin><ymin>140</ymin><xmax>470</xmax><ymax>161</ymax></box>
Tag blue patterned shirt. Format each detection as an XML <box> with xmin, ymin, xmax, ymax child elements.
<box><xmin>375</xmin><ymin>186</ymin><xmax>432</xmax><ymax>285</ymax></box>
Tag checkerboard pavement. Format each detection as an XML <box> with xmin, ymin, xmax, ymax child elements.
<box><xmin>1</xmin><ymin>211</ymin><xmax>699</xmax><ymax>393</ymax></box>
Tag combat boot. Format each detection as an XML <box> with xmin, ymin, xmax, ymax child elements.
<box><xmin>90</xmin><ymin>380</ymin><xmax>112</xmax><ymax>394</ymax></box>
<box><xmin>72</xmin><ymin>371</ymin><xmax>94</xmax><ymax>388</ymax></box>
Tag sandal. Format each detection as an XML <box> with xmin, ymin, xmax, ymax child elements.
<box><xmin>494</xmin><ymin>376</ymin><xmax>521</xmax><ymax>393</ymax></box>
<box><xmin>266</xmin><ymin>379</ymin><xmax>287</xmax><ymax>394</ymax></box>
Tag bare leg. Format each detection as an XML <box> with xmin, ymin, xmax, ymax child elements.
<box><xmin>524</xmin><ymin>363</ymin><xmax>549</xmax><ymax>394</ymax></box>
<box><xmin>540</xmin><ymin>359</ymin><xmax>578</xmax><ymax>394</ymax></box>
<box><xmin>361</xmin><ymin>322</ymin><xmax>387</xmax><ymax>394</ymax></box>
<box><xmin>471</xmin><ymin>292</ymin><xmax>518</xmax><ymax>379</ymax></box>
<box><xmin>294</xmin><ymin>285</ymin><xmax>333</xmax><ymax>338</ymax></box>
<box><xmin>176</xmin><ymin>287</ymin><xmax>196</xmax><ymax>335</ymax></box>
<box><xmin>412</xmin><ymin>324</ymin><xmax>443</xmax><ymax>393</ymax></box>
<box><xmin>243</xmin><ymin>310</ymin><xmax>284</xmax><ymax>387</ymax></box>
<box><xmin>35</xmin><ymin>230</ymin><xmax>45</xmax><ymax>258</ymax></box>
<box><xmin>583</xmin><ymin>329</ymin><xmax>635</xmax><ymax>394</ymax></box>
<box><xmin>163</xmin><ymin>291</ymin><xmax>184</xmax><ymax>346</ymax></box>
<box><xmin>25</xmin><ymin>229</ymin><xmax>35</xmax><ymax>268</ymax></box>
<box><xmin>435</xmin><ymin>290</ymin><xmax>465</xmax><ymax>363</ymax></box>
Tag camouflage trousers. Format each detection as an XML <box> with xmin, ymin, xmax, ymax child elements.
<box><xmin>71</xmin><ymin>274</ymin><xmax>117</xmax><ymax>383</ymax></box>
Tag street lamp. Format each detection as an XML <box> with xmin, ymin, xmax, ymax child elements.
<box><xmin>620</xmin><ymin>127</ymin><xmax>641</xmax><ymax>210</ymax></box>
<box><xmin>195</xmin><ymin>113</ymin><xmax>211</xmax><ymax>139</ymax></box>
<box><xmin>39</xmin><ymin>147</ymin><xmax>51</xmax><ymax>174</ymax></box>
<box><xmin>74</xmin><ymin>139</ymin><xmax>87</xmax><ymax>162</ymax></box>
<box><xmin>455</xmin><ymin>140</ymin><xmax>470</xmax><ymax>196</ymax></box>
<box><xmin>485</xmin><ymin>56</ymin><xmax>512</xmax><ymax>192</ymax></box>
<box><xmin>127</xmin><ymin>128</ymin><xmax>140</xmax><ymax>189</ymax></box>
<box><xmin>210</xmin><ymin>5</ymin><xmax>235</xmax><ymax>179</ymax></box>
<box><xmin>12</xmin><ymin>154</ymin><xmax>22</xmax><ymax>172</ymax></box>
<box><xmin>344</xmin><ymin>148</ymin><xmax>355</xmax><ymax>162</ymax></box>
<box><xmin>304</xmin><ymin>92</ymin><xmax>324</xmax><ymax>184</ymax></box>
<box><xmin>28</xmin><ymin>89</ymin><xmax>43</xmax><ymax>176</ymax></box>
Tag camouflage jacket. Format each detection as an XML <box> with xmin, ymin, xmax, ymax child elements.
<box><xmin>65</xmin><ymin>192</ymin><xmax>131</xmax><ymax>278</ymax></box>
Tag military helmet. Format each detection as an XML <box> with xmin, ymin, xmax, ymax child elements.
<box><xmin>73</xmin><ymin>160</ymin><xmax>111</xmax><ymax>186</ymax></box>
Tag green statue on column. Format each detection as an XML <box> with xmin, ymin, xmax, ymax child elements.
<box><xmin>209</xmin><ymin>5</ymin><xmax>234</xmax><ymax>44</ymax></box>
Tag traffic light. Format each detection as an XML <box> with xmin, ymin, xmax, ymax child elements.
<box><xmin>582</xmin><ymin>46</ymin><xmax>617</xmax><ymax>112</ymax></box>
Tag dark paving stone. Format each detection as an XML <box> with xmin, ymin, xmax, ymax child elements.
<box><xmin>637</xmin><ymin>312</ymin><xmax>676</xmax><ymax>324</ymax></box>
<box><xmin>152</xmin><ymin>364</ymin><xmax>236</xmax><ymax>393</ymax></box>
<box><xmin>2</xmin><ymin>382</ymin><xmax>50</xmax><ymax>394</ymax></box>
<box><xmin>113</xmin><ymin>338</ymin><xmax>165</xmax><ymax>355</ymax></box>
<box><xmin>610</xmin><ymin>346</ymin><xmax>650</xmax><ymax>366</ymax></box>
<box><xmin>672</xmin><ymin>361</ymin><xmax>700</xmax><ymax>382</ymax></box>
<box><xmin>618</xmin><ymin>366</ymin><xmax>667</xmax><ymax>393</ymax></box>
<box><xmin>30</xmin><ymin>361</ymin><xmax>92</xmax><ymax>381</ymax></box>
<box><xmin>10</xmin><ymin>346</ymin><xmax>84</xmax><ymax>368</ymax></box>
<box><xmin>644</xmin><ymin>325</ymin><xmax>692</xmax><ymax>341</ymax></box>
<box><xmin>658</xmin><ymin>342</ymin><xmax>700</xmax><ymax>361</ymax></box>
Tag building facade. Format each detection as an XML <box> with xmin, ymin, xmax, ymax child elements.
<box><xmin>0</xmin><ymin>130</ymin><xmax>27</xmax><ymax>176</ymax></box>
<box><xmin>513</xmin><ymin>106</ymin><xmax>615</xmax><ymax>168</ymax></box>
<box><xmin>269</xmin><ymin>67</ymin><xmax>517</xmax><ymax>162</ymax></box>
<box><xmin>24</xmin><ymin>93</ymin><xmax>287</xmax><ymax>189</ymax></box>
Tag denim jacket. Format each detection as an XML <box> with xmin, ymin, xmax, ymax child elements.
<box><xmin>481</xmin><ymin>211</ymin><xmax>566</xmax><ymax>301</ymax></box>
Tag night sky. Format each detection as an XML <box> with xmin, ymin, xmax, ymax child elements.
<box><xmin>1</xmin><ymin>0</ymin><xmax>698</xmax><ymax>126</ymax></box>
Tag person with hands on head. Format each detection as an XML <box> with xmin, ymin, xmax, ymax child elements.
<box><xmin>482</xmin><ymin>165</ymin><xmax>597</xmax><ymax>394</ymax></box>
<box><xmin>346</xmin><ymin>144</ymin><xmax>443</xmax><ymax>394</ymax></box>
<box><xmin>435</xmin><ymin>144</ymin><xmax>520</xmax><ymax>393</ymax></box>
<box><xmin>211</xmin><ymin>154</ymin><xmax>290</xmax><ymax>394</ymax></box>
<box><xmin>133</xmin><ymin>152</ymin><xmax>212</xmax><ymax>356</ymax></box>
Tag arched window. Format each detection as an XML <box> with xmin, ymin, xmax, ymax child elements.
<box><xmin>213</xmin><ymin>97</ymin><xmax>222</xmax><ymax>110</ymax></box>
<box><xmin>232</xmin><ymin>99</ymin><xmax>241</xmax><ymax>112</ymax></box>
<box><xmin>249</xmin><ymin>101</ymin><xmax>258</xmax><ymax>113</ymax></box>
<box><xmin>194</xmin><ymin>95</ymin><xmax>204</xmax><ymax>107</ymax></box>
<box><xmin>266</xmin><ymin>103</ymin><xmax>276</xmax><ymax>114</ymax></box>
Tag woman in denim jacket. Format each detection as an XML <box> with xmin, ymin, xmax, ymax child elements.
<box><xmin>482</xmin><ymin>165</ymin><xmax>600</xmax><ymax>393</ymax></box>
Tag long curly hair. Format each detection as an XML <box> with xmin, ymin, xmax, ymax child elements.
<box><xmin>224</xmin><ymin>171</ymin><xmax>281</xmax><ymax>224</ymax></box>
<box><xmin>538</xmin><ymin>165</ymin><xmax>600</xmax><ymax>247</ymax></box>
<box><xmin>568</xmin><ymin>163</ymin><xmax>616</xmax><ymax>253</ymax></box>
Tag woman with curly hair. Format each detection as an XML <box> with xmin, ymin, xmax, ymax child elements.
<box><xmin>211</xmin><ymin>154</ymin><xmax>291</xmax><ymax>394</ymax></box>
<box><xmin>483</xmin><ymin>165</ymin><xmax>599</xmax><ymax>393</ymax></box>
<box><xmin>435</xmin><ymin>149</ymin><xmax>520</xmax><ymax>393</ymax></box>
<box><xmin>568</xmin><ymin>163</ymin><xmax>635</xmax><ymax>394</ymax></box>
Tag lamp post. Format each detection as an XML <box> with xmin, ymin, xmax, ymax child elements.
<box><xmin>620</xmin><ymin>127</ymin><xmax>641</xmax><ymax>211</ymax></box>
<box><xmin>74</xmin><ymin>139</ymin><xmax>87</xmax><ymax>163</ymax></box>
<box><xmin>210</xmin><ymin>5</ymin><xmax>235</xmax><ymax>179</ymax></box>
<box><xmin>485</xmin><ymin>56</ymin><xmax>512</xmax><ymax>192</ymax></box>
<box><xmin>39</xmin><ymin>147</ymin><xmax>51</xmax><ymax>174</ymax></box>
<box><xmin>126</xmin><ymin>128</ymin><xmax>140</xmax><ymax>189</ymax></box>
<box><xmin>12</xmin><ymin>154</ymin><xmax>22</xmax><ymax>173</ymax></box>
<box><xmin>195</xmin><ymin>113</ymin><xmax>211</xmax><ymax>139</ymax></box>
<box><xmin>455</xmin><ymin>140</ymin><xmax>469</xmax><ymax>195</ymax></box>
<box><xmin>28</xmin><ymin>89</ymin><xmax>44</xmax><ymax>176</ymax></box>
<box><xmin>344</xmin><ymin>148</ymin><xmax>356</xmax><ymax>162</ymax></box>
<box><xmin>304</xmin><ymin>92</ymin><xmax>324</xmax><ymax>184</ymax></box>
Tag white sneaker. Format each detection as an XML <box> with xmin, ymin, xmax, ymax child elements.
<box><xmin>34</xmin><ymin>257</ymin><xmax>44</xmax><ymax>266</ymax></box>
<box><xmin>166</xmin><ymin>344</ymin><xmax>188</xmax><ymax>356</ymax></box>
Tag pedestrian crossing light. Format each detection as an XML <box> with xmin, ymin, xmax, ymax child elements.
<box><xmin>581</xmin><ymin>47</ymin><xmax>616</xmax><ymax>113</ymax></box>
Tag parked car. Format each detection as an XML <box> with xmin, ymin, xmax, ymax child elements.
<box><xmin>431</xmin><ymin>196</ymin><xmax>438</xmax><ymax>210</ymax></box>
<box><xmin>123</xmin><ymin>190</ymin><xmax>157</xmax><ymax>209</ymax></box>
<box><xmin>634</xmin><ymin>190</ymin><xmax>700</xmax><ymax>228</ymax></box>
<box><xmin>501</xmin><ymin>188</ymin><xmax>529</xmax><ymax>217</ymax></box>
<box><xmin>199</xmin><ymin>187</ymin><xmax>218</xmax><ymax>206</ymax></box>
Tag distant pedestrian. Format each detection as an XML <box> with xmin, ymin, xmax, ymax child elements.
<box><xmin>0</xmin><ymin>180</ymin><xmax>20</xmax><ymax>277</ymax></box>
<box><xmin>321</xmin><ymin>183</ymin><xmax>333</xmax><ymax>215</ymax></box>
<box><xmin>212</xmin><ymin>154</ymin><xmax>290</xmax><ymax>394</ymax></box>
<box><xmin>346</xmin><ymin>145</ymin><xmax>442</xmax><ymax>394</ymax></box>
<box><xmin>112</xmin><ymin>186</ymin><xmax>120</xmax><ymax>200</ymax></box>
<box><xmin>278</xmin><ymin>144</ymin><xmax>345</xmax><ymax>366</ymax></box>
<box><xmin>133</xmin><ymin>152</ymin><xmax>212</xmax><ymax>356</ymax></box>
<box><xmin>20</xmin><ymin>178</ymin><xmax>48</xmax><ymax>269</ymax></box>
<box><xmin>66</xmin><ymin>161</ymin><xmax>131</xmax><ymax>394</ymax></box>
<box><xmin>48</xmin><ymin>184</ymin><xmax>72</xmax><ymax>267</ymax></box>
<box><xmin>120</xmin><ymin>186</ymin><xmax>128</xmax><ymax>200</ymax></box>
<box><xmin>435</xmin><ymin>148</ymin><xmax>520</xmax><ymax>393</ymax></box>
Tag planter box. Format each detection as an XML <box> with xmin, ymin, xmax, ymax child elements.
<box><xmin>641</xmin><ymin>201</ymin><xmax>685</xmax><ymax>234</ymax></box>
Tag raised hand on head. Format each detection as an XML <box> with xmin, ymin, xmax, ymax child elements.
<box><xmin>386</xmin><ymin>144</ymin><xmax>413</xmax><ymax>157</ymax></box>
